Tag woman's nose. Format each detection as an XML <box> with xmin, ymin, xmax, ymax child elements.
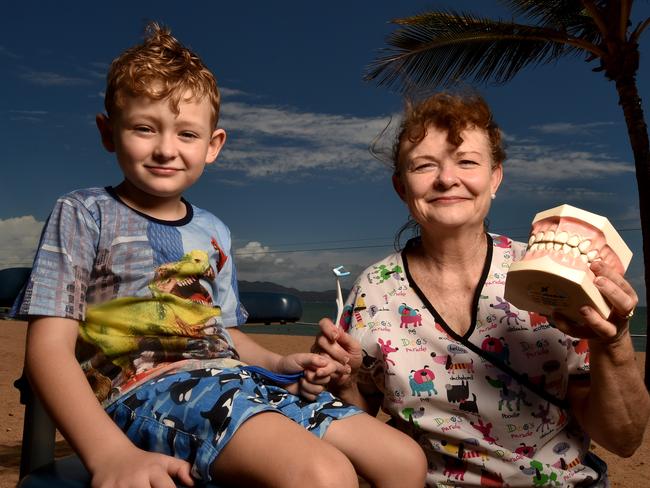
<box><xmin>435</xmin><ymin>162</ymin><xmax>458</xmax><ymax>188</ymax></box>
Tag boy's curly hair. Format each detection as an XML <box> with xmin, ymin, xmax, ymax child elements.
<box><xmin>392</xmin><ymin>92</ymin><xmax>506</xmax><ymax>173</ymax></box>
<box><xmin>105</xmin><ymin>22</ymin><xmax>220</xmax><ymax>127</ymax></box>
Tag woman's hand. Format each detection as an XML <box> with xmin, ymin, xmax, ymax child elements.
<box><xmin>552</xmin><ymin>260</ymin><xmax>637</xmax><ymax>344</ymax></box>
<box><xmin>311</xmin><ymin>318</ymin><xmax>363</xmax><ymax>389</ymax></box>
<box><xmin>276</xmin><ymin>352</ymin><xmax>348</xmax><ymax>398</ymax></box>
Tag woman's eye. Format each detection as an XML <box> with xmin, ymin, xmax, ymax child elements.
<box><xmin>411</xmin><ymin>162</ymin><xmax>435</xmax><ymax>172</ymax></box>
<box><xmin>459</xmin><ymin>159</ymin><xmax>478</xmax><ymax>166</ymax></box>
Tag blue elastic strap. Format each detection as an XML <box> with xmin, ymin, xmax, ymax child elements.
<box><xmin>241</xmin><ymin>365</ymin><xmax>304</xmax><ymax>385</ymax></box>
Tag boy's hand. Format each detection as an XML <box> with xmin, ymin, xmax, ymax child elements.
<box><xmin>91</xmin><ymin>445</ymin><xmax>194</xmax><ymax>488</ymax></box>
<box><xmin>276</xmin><ymin>353</ymin><xmax>349</xmax><ymax>399</ymax></box>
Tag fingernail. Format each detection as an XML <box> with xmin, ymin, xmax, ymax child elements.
<box><xmin>594</xmin><ymin>276</ymin><xmax>606</xmax><ymax>287</ymax></box>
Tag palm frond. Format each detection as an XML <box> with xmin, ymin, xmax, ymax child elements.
<box><xmin>365</xmin><ymin>11</ymin><xmax>601</xmax><ymax>91</ymax></box>
<box><xmin>500</xmin><ymin>0</ymin><xmax>589</xmax><ymax>27</ymax></box>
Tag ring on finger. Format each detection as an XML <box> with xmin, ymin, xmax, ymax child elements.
<box><xmin>614</xmin><ymin>308</ymin><xmax>635</xmax><ymax>320</ymax></box>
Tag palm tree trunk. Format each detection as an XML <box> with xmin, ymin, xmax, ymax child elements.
<box><xmin>613</xmin><ymin>73</ymin><xmax>650</xmax><ymax>389</ymax></box>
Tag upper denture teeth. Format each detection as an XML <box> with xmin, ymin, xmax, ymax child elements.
<box><xmin>587</xmin><ymin>250</ymin><xmax>599</xmax><ymax>262</ymax></box>
<box><xmin>535</xmin><ymin>232</ymin><xmax>545</xmax><ymax>242</ymax></box>
<box><xmin>578</xmin><ymin>240</ymin><xmax>591</xmax><ymax>253</ymax></box>
<box><xmin>546</xmin><ymin>230</ymin><xmax>556</xmax><ymax>241</ymax></box>
<box><xmin>556</xmin><ymin>231</ymin><xmax>568</xmax><ymax>244</ymax></box>
<box><xmin>528</xmin><ymin>235</ymin><xmax>536</xmax><ymax>246</ymax></box>
<box><xmin>567</xmin><ymin>235</ymin><xmax>580</xmax><ymax>247</ymax></box>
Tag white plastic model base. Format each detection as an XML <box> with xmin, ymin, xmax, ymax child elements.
<box><xmin>505</xmin><ymin>204</ymin><xmax>632</xmax><ymax>323</ymax></box>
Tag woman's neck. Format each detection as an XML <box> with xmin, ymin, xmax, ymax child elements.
<box><xmin>416</xmin><ymin>226</ymin><xmax>488</xmax><ymax>272</ymax></box>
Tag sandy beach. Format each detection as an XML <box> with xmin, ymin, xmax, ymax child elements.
<box><xmin>1</xmin><ymin>320</ymin><xmax>648</xmax><ymax>487</ymax></box>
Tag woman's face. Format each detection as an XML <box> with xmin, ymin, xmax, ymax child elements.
<box><xmin>394</xmin><ymin>125</ymin><xmax>502</xmax><ymax>234</ymax></box>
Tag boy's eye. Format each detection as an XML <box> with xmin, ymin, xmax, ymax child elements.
<box><xmin>179</xmin><ymin>131</ymin><xmax>199</xmax><ymax>139</ymax></box>
<box><xmin>134</xmin><ymin>126</ymin><xmax>153</xmax><ymax>133</ymax></box>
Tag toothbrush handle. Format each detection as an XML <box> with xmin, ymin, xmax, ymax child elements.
<box><xmin>334</xmin><ymin>279</ymin><xmax>344</xmax><ymax>328</ymax></box>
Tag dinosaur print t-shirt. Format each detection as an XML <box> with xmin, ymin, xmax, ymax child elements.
<box><xmin>344</xmin><ymin>234</ymin><xmax>596</xmax><ymax>487</ymax></box>
<box><xmin>17</xmin><ymin>187</ymin><xmax>248</xmax><ymax>406</ymax></box>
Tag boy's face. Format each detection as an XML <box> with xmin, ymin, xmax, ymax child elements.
<box><xmin>97</xmin><ymin>92</ymin><xmax>225</xmax><ymax>205</ymax></box>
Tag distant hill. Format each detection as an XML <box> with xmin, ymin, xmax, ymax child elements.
<box><xmin>238</xmin><ymin>280</ymin><xmax>349</xmax><ymax>303</ymax></box>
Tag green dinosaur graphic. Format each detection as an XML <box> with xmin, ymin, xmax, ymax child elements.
<box><xmin>80</xmin><ymin>250</ymin><xmax>220</xmax><ymax>358</ymax></box>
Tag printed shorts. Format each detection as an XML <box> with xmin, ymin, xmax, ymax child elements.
<box><xmin>105</xmin><ymin>366</ymin><xmax>362</xmax><ymax>481</ymax></box>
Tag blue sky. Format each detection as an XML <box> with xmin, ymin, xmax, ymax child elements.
<box><xmin>0</xmin><ymin>1</ymin><xmax>648</xmax><ymax>303</ymax></box>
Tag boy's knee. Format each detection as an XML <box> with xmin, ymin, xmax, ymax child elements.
<box><xmin>296</xmin><ymin>448</ymin><xmax>358</xmax><ymax>488</ymax></box>
<box><xmin>378</xmin><ymin>434</ymin><xmax>428</xmax><ymax>485</ymax></box>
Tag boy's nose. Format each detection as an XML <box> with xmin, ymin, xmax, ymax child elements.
<box><xmin>153</xmin><ymin>134</ymin><xmax>178</xmax><ymax>161</ymax></box>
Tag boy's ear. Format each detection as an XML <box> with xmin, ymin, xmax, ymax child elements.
<box><xmin>96</xmin><ymin>114</ymin><xmax>115</xmax><ymax>153</ymax></box>
<box><xmin>205</xmin><ymin>128</ymin><xmax>227</xmax><ymax>164</ymax></box>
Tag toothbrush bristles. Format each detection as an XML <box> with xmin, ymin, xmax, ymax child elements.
<box><xmin>332</xmin><ymin>265</ymin><xmax>350</xmax><ymax>277</ymax></box>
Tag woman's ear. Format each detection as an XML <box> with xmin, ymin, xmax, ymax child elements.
<box><xmin>491</xmin><ymin>162</ymin><xmax>503</xmax><ymax>196</ymax></box>
<box><xmin>205</xmin><ymin>128</ymin><xmax>227</xmax><ymax>164</ymax></box>
<box><xmin>392</xmin><ymin>173</ymin><xmax>407</xmax><ymax>202</ymax></box>
<box><xmin>96</xmin><ymin>114</ymin><xmax>115</xmax><ymax>152</ymax></box>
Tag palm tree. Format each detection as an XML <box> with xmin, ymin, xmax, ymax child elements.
<box><xmin>365</xmin><ymin>0</ymin><xmax>650</xmax><ymax>387</ymax></box>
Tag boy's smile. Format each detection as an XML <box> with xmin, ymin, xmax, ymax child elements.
<box><xmin>97</xmin><ymin>92</ymin><xmax>225</xmax><ymax>219</ymax></box>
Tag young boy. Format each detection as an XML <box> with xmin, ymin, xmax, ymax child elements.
<box><xmin>16</xmin><ymin>22</ymin><xmax>426</xmax><ymax>488</ymax></box>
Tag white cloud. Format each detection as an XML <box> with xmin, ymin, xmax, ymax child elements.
<box><xmin>0</xmin><ymin>216</ymin><xmax>44</xmax><ymax>270</ymax></box>
<box><xmin>505</xmin><ymin>143</ymin><xmax>634</xmax><ymax>182</ymax></box>
<box><xmin>215</xmin><ymin>100</ymin><xmax>394</xmax><ymax>178</ymax></box>
<box><xmin>530</xmin><ymin>121</ymin><xmax>616</xmax><ymax>135</ymax></box>
<box><xmin>234</xmin><ymin>240</ymin><xmax>389</xmax><ymax>291</ymax></box>
<box><xmin>0</xmin><ymin>46</ymin><xmax>20</xmax><ymax>59</ymax></box>
<box><xmin>19</xmin><ymin>69</ymin><xmax>91</xmax><ymax>86</ymax></box>
<box><xmin>220</xmin><ymin>87</ymin><xmax>250</xmax><ymax>98</ymax></box>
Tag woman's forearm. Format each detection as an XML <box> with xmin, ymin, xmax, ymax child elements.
<box><xmin>572</xmin><ymin>332</ymin><xmax>650</xmax><ymax>456</ymax></box>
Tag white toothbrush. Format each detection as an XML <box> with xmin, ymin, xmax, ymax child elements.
<box><xmin>332</xmin><ymin>265</ymin><xmax>350</xmax><ymax>327</ymax></box>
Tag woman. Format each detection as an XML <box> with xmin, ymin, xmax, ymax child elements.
<box><xmin>304</xmin><ymin>92</ymin><xmax>649</xmax><ymax>487</ymax></box>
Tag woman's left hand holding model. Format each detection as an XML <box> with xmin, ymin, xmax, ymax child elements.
<box><xmin>555</xmin><ymin>259</ymin><xmax>649</xmax><ymax>456</ymax></box>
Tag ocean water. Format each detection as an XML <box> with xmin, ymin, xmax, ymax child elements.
<box><xmin>243</xmin><ymin>303</ymin><xmax>648</xmax><ymax>352</ymax></box>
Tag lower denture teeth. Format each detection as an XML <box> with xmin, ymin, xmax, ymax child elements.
<box><xmin>553</xmin><ymin>243</ymin><xmax>562</xmax><ymax>251</ymax></box>
<box><xmin>579</xmin><ymin>254</ymin><xmax>588</xmax><ymax>264</ymax></box>
<box><xmin>562</xmin><ymin>244</ymin><xmax>571</xmax><ymax>254</ymax></box>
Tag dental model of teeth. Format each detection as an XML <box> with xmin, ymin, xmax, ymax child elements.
<box><xmin>505</xmin><ymin>204</ymin><xmax>632</xmax><ymax>323</ymax></box>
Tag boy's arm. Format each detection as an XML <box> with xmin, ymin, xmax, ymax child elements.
<box><xmin>26</xmin><ymin>316</ymin><xmax>194</xmax><ymax>488</ymax></box>
<box><xmin>228</xmin><ymin>328</ymin><xmax>283</xmax><ymax>370</ymax></box>
<box><xmin>228</xmin><ymin>328</ymin><xmax>346</xmax><ymax>396</ymax></box>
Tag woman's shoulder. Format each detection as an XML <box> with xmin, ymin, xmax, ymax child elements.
<box><xmin>490</xmin><ymin>233</ymin><xmax>527</xmax><ymax>259</ymax></box>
